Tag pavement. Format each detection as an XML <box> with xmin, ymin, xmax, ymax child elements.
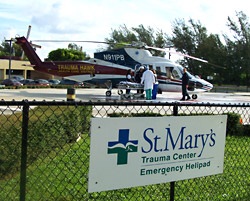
<box><xmin>0</xmin><ymin>88</ymin><xmax>250</xmax><ymax>104</ymax></box>
<box><xmin>1</xmin><ymin>88</ymin><xmax>250</xmax><ymax>123</ymax></box>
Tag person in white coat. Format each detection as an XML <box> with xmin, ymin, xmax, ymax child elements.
<box><xmin>141</xmin><ymin>67</ymin><xmax>155</xmax><ymax>100</ymax></box>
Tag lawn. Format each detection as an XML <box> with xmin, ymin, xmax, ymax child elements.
<box><xmin>0</xmin><ymin>135</ymin><xmax>249</xmax><ymax>201</ymax></box>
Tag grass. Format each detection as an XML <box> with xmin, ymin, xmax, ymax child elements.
<box><xmin>0</xmin><ymin>135</ymin><xmax>249</xmax><ymax>201</ymax></box>
<box><xmin>0</xmin><ymin>105</ymin><xmax>92</xmax><ymax>180</ymax></box>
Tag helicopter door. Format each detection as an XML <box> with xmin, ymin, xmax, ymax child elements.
<box><xmin>155</xmin><ymin>66</ymin><xmax>161</xmax><ymax>76</ymax></box>
<box><xmin>165</xmin><ymin>66</ymin><xmax>181</xmax><ymax>91</ymax></box>
<box><xmin>165</xmin><ymin>67</ymin><xmax>174</xmax><ymax>81</ymax></box>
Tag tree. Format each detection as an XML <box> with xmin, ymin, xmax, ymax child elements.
<box><xmin>47</xmin><ymin>43</ymin><xmax>89</xmax><ymax>61</ymax></box>
<box><xmin>0</xmin><ymin>39</ymin><xmax>23</xmax><ymax>57</ymax></box>
<box><xmin>68</xmin><ymin>43</ymin><xmax>82</xmax><ymax>51</ymax></box>
<box><xmin>105</xmin><ymin>24</ymin><xmax>167</xmax><ymax>56</ymax></box>
<box><xmin>166</xmin><ymin>18</ymin><xmax>227</xmax><ymax>81</ymax></box>
<box><xmin>224</xmin><ymin>11</ymin><xmax>250</xmax><ymax>86</ymax></box>
<box><xmin>105</xmin><ymin>24</ymin><xmax>137</xmax><ymax>49</ymax></box>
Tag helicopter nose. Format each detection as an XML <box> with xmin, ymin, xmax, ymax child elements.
<box><xmin>203</xmin><ymin>83</ymin><xmax>213</xmax><ymax>91</ymax></box>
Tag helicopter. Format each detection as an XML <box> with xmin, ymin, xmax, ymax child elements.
<box><xmin>15</xmin><ymin>36</ymin><xmax>213</xmax><ymax>99</ymax></box>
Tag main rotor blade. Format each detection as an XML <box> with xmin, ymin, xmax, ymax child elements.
<box><xmin>172</xmin><ymin>51</ymin><xmax>208</xmax><ymax>63</ymax></box>
<box><xmin>31</xmin><ymin>40</ymin><xmax>133</xmax><ymax>47</ymax></box>
<box><xmin>145</xmin><ymin>45</ymin><xmax>226</xmax><ymax>69</ymax></box>
<box><xmin>145</xmin><ymin>45</ymin><xmax>208</xmax><ymax>63</ymax></box>
<box><xmin>31</xmin><ymin>40</ymin><xmax>112</xmax><ymax>44</ymax></box>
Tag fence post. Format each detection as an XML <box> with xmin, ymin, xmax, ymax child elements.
<box><xmin>170</xmin><ymin>103</ymin><xmax>179</xmax><ymax>201</ymax></box>
<box><xmin>173</xmin><ymin>104</ymin><xmax>178</xmax><ymax>116</ymax></box>
<box><xmin>20</xmin><ymin>100</ymin><xmax>29</xmax><ymax>201</ymax></box>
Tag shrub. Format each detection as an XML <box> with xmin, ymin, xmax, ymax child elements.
<box><xmin>226</xmin><ymin>112</ymin><xmax>244</xmax><ymax>136</ymax></box>
<box><xmin>108</xmin><ymin>112</ymin><xmax>163</xmax><ymax>117</ymax></box>
<box><xmin>243</xmin><ymin>125</ymin><xmax>250</xmax><ymax>137</ymax></box>
<box><xmin>108</xmin><ymin>112</ymin><xmax>245</xmax><ymax>136</ymax></box>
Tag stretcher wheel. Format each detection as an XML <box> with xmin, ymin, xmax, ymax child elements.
<box><xmin>118</xmin><ymin>90</ymin><xmax>123</xmax><ymax>95</ymax></box>
<box><xmin>192</xmin><ymin>94</ymin><xmax>198</xmax><ymax>99</ymax></box>
<box><xmin>106</xmin><ymin>90</ymin><xmax>112</xmax><ymax>97</ymax></box>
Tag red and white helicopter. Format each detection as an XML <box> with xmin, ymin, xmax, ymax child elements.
<box><xmin>15</xmin><ymin>36</ymin><xmax>213</xmax><ymax>99</ymax></box>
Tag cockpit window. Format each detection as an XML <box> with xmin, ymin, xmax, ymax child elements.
<box><xmin>177</xmin><ymin>65</ymin><xmax>194</xmax><ymax>79</ymax></box>
<box><xmin>187</xmin><ymin>72</ymin><xmax>194</xmax><ymax>79</ymax></box>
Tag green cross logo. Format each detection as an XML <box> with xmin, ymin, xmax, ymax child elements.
<box><xmin>107</xmin><ymin>129</ymin><xmax>138</xmax><ymax>165</ymax></box>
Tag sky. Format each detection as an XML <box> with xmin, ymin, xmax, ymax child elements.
<box><xmin>0</xmin><ymin>0</ymin><xmax>249</xmax><ymax>60</ymax></box>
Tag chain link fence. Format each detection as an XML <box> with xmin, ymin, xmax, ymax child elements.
<box><xmin>0</xmin><ymin>101</ymin><xmax>249</xmax><ymax>201</ymax></box>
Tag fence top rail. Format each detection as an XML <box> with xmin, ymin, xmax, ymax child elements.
<box><xmin>1</xmin><ymin>100</ymin><xmax>250</xmax><ymax>107</ymax></box>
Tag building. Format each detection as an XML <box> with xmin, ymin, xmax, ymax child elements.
<box><xmin>0</xmin><ymin>56</ymin><xmax>56</xmax><ymax>81</ymax></box>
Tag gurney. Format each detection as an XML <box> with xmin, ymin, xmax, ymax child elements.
<box><xmin>116</xmin><ymin>81</ymin><xmax>144</xmax><ymax>99</ymax></box>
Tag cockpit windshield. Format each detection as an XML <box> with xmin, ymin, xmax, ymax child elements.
<box><xmin>177</xmin><ymin>65</ymin><xmax>195</xmax><ymax>79</ymax></box>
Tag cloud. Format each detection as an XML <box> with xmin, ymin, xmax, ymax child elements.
<box><xmin>0</xmin><ymin>0</ymin><xmax>250</xmax><ymax>60</ymax></box>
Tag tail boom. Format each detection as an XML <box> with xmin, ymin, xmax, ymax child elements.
<box><xmin>15</xmin><ymin>36</ymin><xmax>43</xmax><ymax>66</ymax></box>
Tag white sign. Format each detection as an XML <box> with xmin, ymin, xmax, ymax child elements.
<box><xmin>88</xmin><ymin>115</ymin><xmax>227</xmax><ymax>193</ymax></box>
